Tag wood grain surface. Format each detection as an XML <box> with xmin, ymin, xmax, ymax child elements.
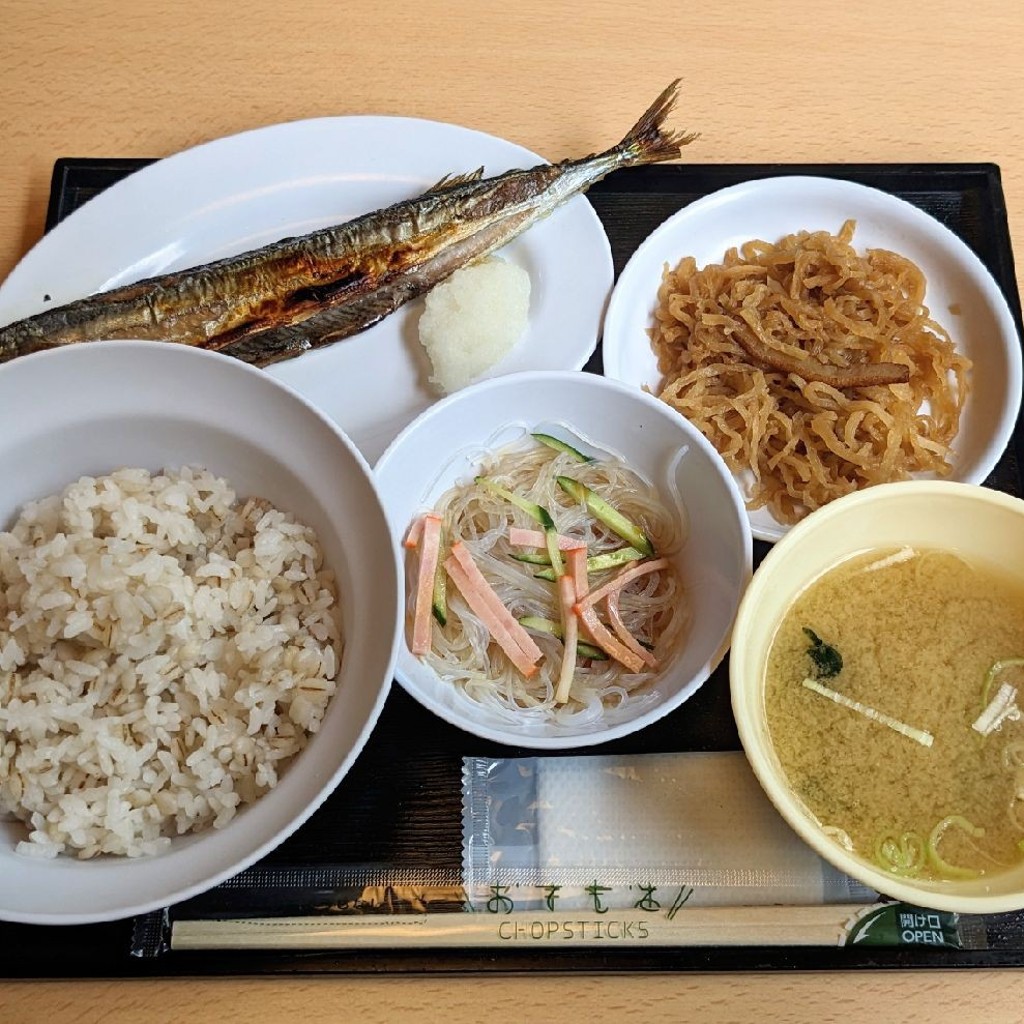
<box><xmin>2</xmin><ymin>0</ymin><xmax>1024</xmax><ymax>1019</ymax></box>
<box><xmin>3</xmin><ymin>972</ymin><xmax>1024</xmax><ymax>1024</ymax></box>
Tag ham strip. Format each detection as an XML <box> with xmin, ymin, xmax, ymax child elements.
<box><xmin>576</xmin><ymin>558</ymin><xmax>670</xmax><ymax>612</ymax></box>
<box><xmin>410</xmin><ymin>514</ymin><xmax>443</xmax><ymax>656</ymax></box>
<box><xmin>508</xmin><ymin>527</ymin><xmax>582</xmax><ymax>550</ymax></box>
<box><xmin>573</xmin><ymin>602</ymin><xmax>646</xmax><ymax>673</ymax></box>
<box><xmin>445</xmin><ymin>542</ymin><xmax>542</xmax><ymax>675</ymax></box>
<box><xmin>606</xmin><ymin>589</ymin><xmax>658</xmax><ymax>669</ymax></box>
<box><xmin>404</xmin><ymin>515</ymin><xmax>425</xmax><ymax>549</ymax></box>
<box><xmin>566</xmin><ymin>546</ymin><xmax>589</xmax><ymax>602</ymax></box>
<box><xmin>554</xmin><ymin>575</ymin><xmax>579</xmax><ymax>704</ymax></box>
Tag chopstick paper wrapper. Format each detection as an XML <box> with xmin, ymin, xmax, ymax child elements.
<box><xmin>168</xmin><ymin>753</ymin><xmax>982</xmax><ymax>951</ymax></box>
<box><xmin>462</xmin><ymin>752</ymin><xmax>874</xmax><ymax>910</ymax></box>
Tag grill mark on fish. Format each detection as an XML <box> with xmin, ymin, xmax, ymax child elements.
<box><xmin>220</xmin><ymin>195</ymin><xmax>542</xmax><ymax>365</ymax></box>
<box><xmin>0</xmin><ymin>81</ymin><xmax>696</xmax><ymax>367</ymax></box>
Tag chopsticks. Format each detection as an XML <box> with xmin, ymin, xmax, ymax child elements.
<box><xmin>172</xmin><ymin>904</ymin><xmax>887</xmax><ymax>950</ymax></box>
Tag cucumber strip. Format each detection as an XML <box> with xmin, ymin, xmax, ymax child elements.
<box><xmin>533</xmin><ymin>545</ymin><xmax>645</xmax><ymax>582</ymax></box>
<box><xmin>519</xmin><ymin>615</ymin><xmax>561</xmax><ymax>636</ymax></box>
<box><xmin>517</xmin><ymin>615</ymin><xmax>608</xmax><ymax>660</ymax></box>
<box><xmin>477</xmin><ymin>476</ymin><xmax>564</xmax><ymax>577</ymax></box>
<box><xmin>587</xmin><ymin>546</ymin><xmax>646</xmax><ymax>570</ymax></box>
<box><xmin>556</xmin><ymin>476</ymin><xmax>655</xmax><ymax>557</ymax></box>
<box><xmin>542</xmin><ymin>518</ymin><xmax>566</xmax><ymax>579</ymax></box>
<box><xmin>532</xmin><ymin>432</ymin><xmax>593</xmax><ymax>463</ymax></box>
<box><xmin>510</xmin><ymin>551</ymin><xmax>553</xmax><ymax>566</ymax></box>
<box><xmin>431</xmin><ymin>558</ymin><xmax>447</xmax><ymax>626</ymax></box>
<box><xmin>476</xmin><ymin>476</ymin><xmax>546</xmax><ymax>523</ymax></box>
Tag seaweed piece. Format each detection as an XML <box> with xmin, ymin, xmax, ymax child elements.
<box><xmin>803</xmin><ymin>627</ymin><xmax>843</xmax><ymax>680</ymax></box>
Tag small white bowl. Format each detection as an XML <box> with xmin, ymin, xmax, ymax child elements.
<box><xmin>0</xmin><ymin>341</ymin><xmax>401</xmax><ymax>924</ymax></box>
<box><xmin>731</xmin><ymin>480</ymin><xmax>1024</xmax><ymax>913</ymax></box>
<box><xmin>602</xmin><ymin>176</ymin><xmax>1023</xmax><ymax>543</ymax></box>
<box><xmin>373</xmin><ymin>370</ymin><xmax>752</xmax><ymax>749</ymax></box>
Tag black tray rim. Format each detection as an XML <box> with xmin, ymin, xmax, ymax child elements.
<box><xmin>4</xmin><ymin>157</ymin><xmax>1024</xmax><ymax>979</ymax></box>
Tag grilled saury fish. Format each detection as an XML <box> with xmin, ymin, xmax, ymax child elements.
<box><xmin>0</xmin><ymin>82</ymin><xmax>695</xmax><ymax>368</ymax></box>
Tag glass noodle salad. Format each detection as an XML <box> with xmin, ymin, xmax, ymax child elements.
<box><xmin>404</xmin><ymin>432</ymin><xmax>690</xmax><ymax>726</ymax></box>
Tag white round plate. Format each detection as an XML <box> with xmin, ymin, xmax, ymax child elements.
<box><xmin>0</xmin><ymin>117</ymin><xmax>613</xmax><ymax>465</ymax></box>
<box><xmin>602</xmin><ymin>175</ymin><xmax>1023</xmax><ymax>542</ymax></box>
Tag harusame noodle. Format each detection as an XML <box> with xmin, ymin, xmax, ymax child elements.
<box><xmin>650</xmin><ymin>220</ymin><xmax>972</xmax><ymax>525</ymax></box>
<box><xmin>412</xmin><ymin>442</ymin><xmax>689</xmax><ymax>727</ymax></box>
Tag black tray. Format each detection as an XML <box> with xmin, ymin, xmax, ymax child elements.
<box><xmin>3</xmin><ymin>159</ymin><xmax>1024</xmax><ymax>977</ymax></box>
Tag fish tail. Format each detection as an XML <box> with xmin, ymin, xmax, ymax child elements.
<box><xmin>614</xmin><ymin>79</ymin><xmax>698</xmax><ymax>167</ymax></box>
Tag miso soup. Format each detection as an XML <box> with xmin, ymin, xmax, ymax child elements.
<box><xmin>765</xmin><ymin>547</ymin><xmax>1024</xmax><ymax>883</ymax></box>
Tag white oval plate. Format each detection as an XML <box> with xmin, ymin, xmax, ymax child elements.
<box><xmin>0</xmin><ymin>117</ymin><xmax>613</xmax><ymax>465</ymax></box>
<box><xmin>602</xmin><ymin>176</ymin><xmax>1023</xmax><ymax>542</ymax></box>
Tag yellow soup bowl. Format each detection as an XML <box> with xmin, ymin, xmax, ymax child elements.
<box><xmin>730</xmin><ymin>479</ymin><xmax>1024</xmax><ymax>914</ymax></box>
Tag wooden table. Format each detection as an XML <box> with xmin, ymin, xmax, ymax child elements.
<box><xmin>3</xmin><ymin>0</ymin><xmax>1024</xmax><ymax>1019</ymax></box>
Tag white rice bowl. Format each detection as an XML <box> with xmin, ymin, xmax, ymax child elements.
<box><xmin>0</xmin><ymin>341</ymin><xmax>401</xmax><ymax>924</ymax></box>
